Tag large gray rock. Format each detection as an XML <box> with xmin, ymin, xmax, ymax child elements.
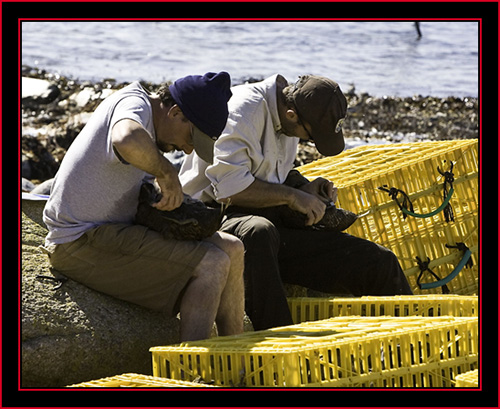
<box><xmin>22</xmin><ymin>200</ymin><xmax>255</xmax><ymax>387</ymax></box>
<box><xmin>22</xmin><ymin>77</ymin><xmax>60</xmax><ymax>106</ymax></box>
<box><xmin>21</xmin><ymin>205</ymin><xmax>181</xmax><ymax>388</ymax></box>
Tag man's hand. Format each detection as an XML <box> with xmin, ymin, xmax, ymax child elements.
<box><xmin>154</xmin><ymin>175</ymin><xmax>184</xmax><ymax>211</ymax></box>
<box><xmin>299</xmin><ymin>177</ymin><xmax>338</xmax><ymax>204</ymax></box>
<box><xmin>288</xmin><ymin>189</ymin><xmax>327</xmax><ymax>226</ymax></box>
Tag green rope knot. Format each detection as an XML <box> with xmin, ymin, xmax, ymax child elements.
<box><xmin>437</xmin><ymin>161</ymin><xmax>455</xmax><ymax>222</ymax></box>
<box><xmin>378</xmin><ymin>186</ymin><xmax>414</xmax><ymax>220</ymax></box>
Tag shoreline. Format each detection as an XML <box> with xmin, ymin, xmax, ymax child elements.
<box><xmin>21</xmin><ymin>66</ymin><xmax>478</xmax><ymax>184</ymax></box>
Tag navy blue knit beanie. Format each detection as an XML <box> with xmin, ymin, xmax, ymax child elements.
<box><xmin>169</xmin><ymin>72</ymin><xmax>232</xmax><ymax>138</ymax></box>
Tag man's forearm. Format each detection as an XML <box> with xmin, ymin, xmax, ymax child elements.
<box><xmin>111</xmin><ymin>119</ymin><xmax>183</xmax><ymax>210</ymax></box>
<box><xmin>223</xmin><ymin>178</ymin><xmax>328</xmax><ymax>226</ymax></box>
<box><xmin>112</xmin><ymin>120</ymin><xmax>177</xmax><ymax>179</ymax></box>
<box><xmin>222</xmin><ymin>178</ymin><xmax>297</xmax><ymax>208</ymax></box>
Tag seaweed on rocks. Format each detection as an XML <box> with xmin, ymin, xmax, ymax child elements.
<box><xmin>21</xmin><ymin>66</ymin><xmax>478</xmax><ymax>182</ymax></box>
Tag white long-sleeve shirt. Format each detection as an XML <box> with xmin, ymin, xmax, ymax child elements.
<box><xmin>179</xmin><ymin>74</ymin><xmax>299</xmax><ymax>202</ymax></box>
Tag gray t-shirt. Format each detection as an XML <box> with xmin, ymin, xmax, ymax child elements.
<box><xmin>43</xmin><ymin>82</ymin><xmax>156</xmax><ymax>246</ymax></box>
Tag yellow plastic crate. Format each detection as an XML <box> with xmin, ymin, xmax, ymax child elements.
<box><xmin>151</xmin><ymin>316</ymin><xmax>478</xmax><ymax>388</ymax></box>
<box><xmin>297</xmin><ymin>140</ymin><xmax>479</xmax><ymax>295</ymax></box>
<box><xmin>398</xmin><ymin>213</ymin><xmax>478</xmax><ymax>294</ymax></box>
<box><xmin>455</xmin><ymin>369</ymin><xmax>479</xmax><ymax>387</ymax></box>
<box><xmin>67</xmin><ymin>373</ymin><xmax>216</xmax><ymax>387</ymax></box>
<box><xmin>287</xmin><ymin>295</ymin><xmax>478</xmax><ymax>324</ymax></box>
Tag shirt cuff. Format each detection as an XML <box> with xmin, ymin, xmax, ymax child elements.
<box><xmin>210</xmin><ymin>168</ymin><xmax>255</xmax><ymax>201</ymax></box>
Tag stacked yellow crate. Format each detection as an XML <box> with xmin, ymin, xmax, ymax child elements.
<box><xmin>150</xmin><ymin>316</ymin><xmax>478</xmax><ymax>388</ymax></box>
<box><xmin>67</xmin><ymin>373</ymin><xmax>216</xmax><ymax>387</ymax></box>
<box><xmin>297</xmin><ymin>140</ymin><xmax>479</xmax><ymax>295</ymax></box>
<box><xmin>455</xmin><ymin>369</ymin><xmax>479</xmax><ymax>387</ymax></box>
<box><xmin>287</xmin><ymin>295</ymin><xmax>478</xmax><ymax>324</ymax></box>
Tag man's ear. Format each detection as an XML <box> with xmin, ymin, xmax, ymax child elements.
<box><xmin>167</xmin><ymin>104</ymin><xmax>183</xmax><ymax>118</ymax></box>
<box><xmin>285</xmin><ymin>108</ymin><xmax>299</xmax><ymax>123</ymax></box>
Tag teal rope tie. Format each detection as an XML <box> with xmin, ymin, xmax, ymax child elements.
<box><xmin>403</xmin><ymin>188</ymin><xmax>453</xmax><ymax>219</ymax></box>
<box><xmin>416</xmin><ymin>257</ymin><xmax>450</xmax><ymax>294</ymax></box>
<box><xmin>378</xmin><ymin>161</ymin><xmax>455</xmax><ymax>222</ymax></box>
<box><xmin>417</xmin><ymin>243</ymin><xmax>473</xmax><ymax>291</ymax></box>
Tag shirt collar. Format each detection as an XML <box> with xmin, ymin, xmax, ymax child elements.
<box><xmin>255</xmin><ymin>74</ymin><xmax>287</xmax><ymax>134</ymax></box>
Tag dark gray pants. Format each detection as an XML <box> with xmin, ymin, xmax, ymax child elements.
<box><xmin>221</xmin><ymin>212</ymin><xmax>413</xmax><ymax>331</ymax></box>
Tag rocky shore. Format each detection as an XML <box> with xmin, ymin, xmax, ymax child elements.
<box><xmin>21</xmin><ymin>66</ymin><xmax>479</xmax><ymax>387</ymax></box>
<box><xmin>22</xmin><ymin>65</ymin><xmax>478</xmax><ymax>188</ymax></box>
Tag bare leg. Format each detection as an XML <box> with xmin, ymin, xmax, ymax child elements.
<box><xmin>179</xmin><ymin>245</ymin><xmax>230</xmax><ymax>342</ymax></box>
<box><xmin>204</xmin><ymin>232</ymin><xmax>245</xmax><ymax>336</ymax></box>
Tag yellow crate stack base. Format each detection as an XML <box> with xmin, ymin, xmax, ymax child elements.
<box><xmin>455</xmin><ymin>369</ymin><xmax>479</xmax><ymax>387</ymax></box>
<box><xmin>287</xmin><ymin>295</ymin><xmax>478</xmax><ymax>324</ymax></box>
<box><xmin>67</xmin><ymin>373</ymin><xmax>216</xmax><ymax>387</ymax></box>
<box><xmin>297</xmin><ymin>140</ymin><xmax>479</xmax><ymax>295</ymax></box>
<box><xmin>150</xmin><ymin>316</ymin><xmax>478</xmax><ymax>388</ymax></box>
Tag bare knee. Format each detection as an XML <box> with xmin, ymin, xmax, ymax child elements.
<box><xmin>220</xmin><ymin>233</ymin><xmax>245</xmax><ymax>261</ymax></box>
<box><xmin>193</xmin><ymin>245</ymin><xmax>231</xmax><ymax>282</ymax></box>
<box><xmin>204</xmin><ymin>232</ymin><xmax>245</xmax><ymax>262</ymax></box>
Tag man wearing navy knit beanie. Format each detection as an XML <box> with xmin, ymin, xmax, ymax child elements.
<box><xmin>43</xmin><ymin>72</ymin><xmax>245</xmax><ymax>342</ymax></box>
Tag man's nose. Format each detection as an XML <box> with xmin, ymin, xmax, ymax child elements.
<box><xmin>183</xmin><ymin>145</ymin><xmax>194</xmax><ymax>155</ymax></box>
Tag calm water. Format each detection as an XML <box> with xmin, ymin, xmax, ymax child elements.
<box><xmin>21</xmin><ymin>21</ymin><xmax>478</xmax><ymax>97</ymax></box>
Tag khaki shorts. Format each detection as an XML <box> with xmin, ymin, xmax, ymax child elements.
<box><xmin>46</xmin><ymin>223</ymin><xmax>212</xmax><ymax>316</ymax></box>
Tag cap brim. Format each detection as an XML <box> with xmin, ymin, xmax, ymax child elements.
<box><xmin>294</xmin><ymin>76</ymin><xmax>347</xmax><ymax>157</ymax></box>
<box><xmin>192</xmin><ymin>125</ymin><xmax>216</xmax><ymax>163</ymax></box>
<box><xmin>311</xmin><ymin>119</ymin><xmax>345</xmax><ymax>156</ymax></box>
